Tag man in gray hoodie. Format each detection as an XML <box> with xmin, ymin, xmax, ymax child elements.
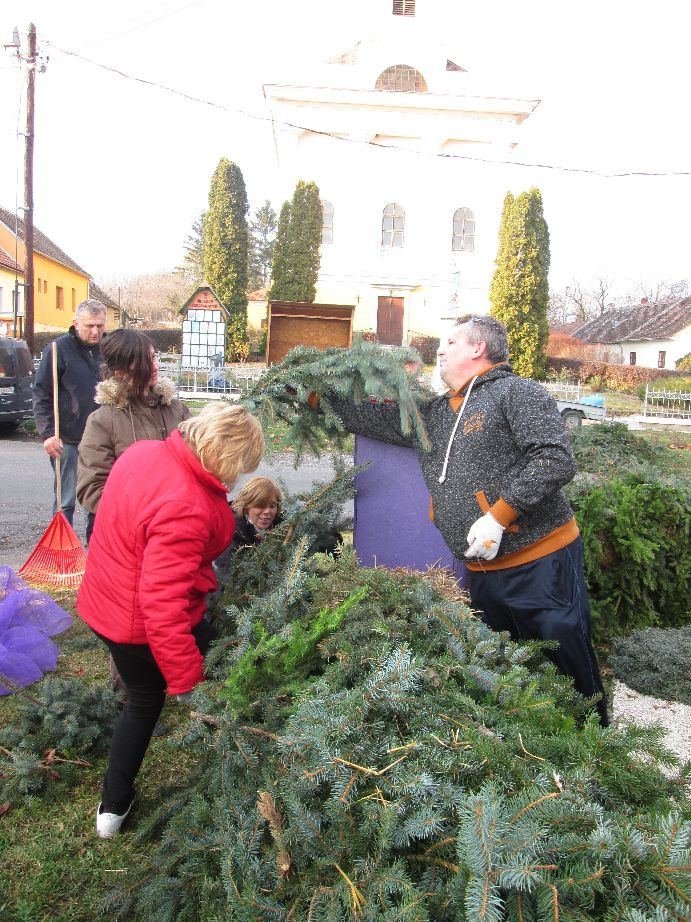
<box><xmin>331</xmin><ymin>315</ymin><xmax>607</xmax><ymax>725</ymax></box>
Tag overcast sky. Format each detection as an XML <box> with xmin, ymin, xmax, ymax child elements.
<box><xmin>1</xmin><ymin>0</ymin><xmax>689</xmax><ymax>298</ymax></box>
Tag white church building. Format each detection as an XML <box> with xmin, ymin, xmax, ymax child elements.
<box><xmin>262</xmin><ymin>0</ymin><xmax>539</xmax><ymax>344</ymax></box>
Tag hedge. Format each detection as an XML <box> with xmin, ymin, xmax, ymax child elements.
<box><xmin>546</xmin><ymin>355</ymin><xmax>686</xmax><ymax>391</ymax></box>
<box><xmin>570</xmin><ymin>475</ymin><xmax>691</xmax><ymax>643</ymax></box>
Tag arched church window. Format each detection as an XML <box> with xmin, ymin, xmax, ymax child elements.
<box><xmin>375</xmin><ymin>65</ymin><xmax>427</xmax><ymax>93</ymax></box>
<box><xmin>452</xmin><ymin>207</ymin><xmax>475</xmax><ymax>252</ymax></box>
<box><xmin>321</xmin><ymin>200</ymin><xmax>334</xmax><ymax>244</ymax></box>
<box><xmin>382</xmin><ymin>203</ymin><xmax>405</xmax><ymax>247</ymax></box>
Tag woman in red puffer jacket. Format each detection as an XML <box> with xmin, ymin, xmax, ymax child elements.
<box><xmin>78</xmin><ymin>403</ymin><xmax>264</xmax><ymax>838</ymax></box>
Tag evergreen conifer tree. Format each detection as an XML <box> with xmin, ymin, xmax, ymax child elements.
<box><xmin>203</xmin><ymin>158</ymin><xmax>250</xmax><ymax>359</ymax></box>
<box><xmin>268</xmin><ymin>181</ymin><xmax>322</xmax><ymax>302</ymax></box>
<box><xmin>267</xmin><ymin>200</ymin><xmax>292</xmax><ymax>302</ymax></box>
<box><xmin>180</xmin><ymin>211</ymin><xmax>205</xmax><ymax>285</ymax></box>
<box><xmin>248</xmin><ymin>200</ymin><xmax>277</xmax><ymax>290</ymax></box>
<box><xmin>489</xmin><ymin>188</ymin><xmax>550</xmax><ymax>378</ymax></box>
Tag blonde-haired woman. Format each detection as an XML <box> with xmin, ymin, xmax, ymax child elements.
<box><xmin>77</xmin><ymin>403</ymin><xmax>264</xmax><ymax>838</ymax></box>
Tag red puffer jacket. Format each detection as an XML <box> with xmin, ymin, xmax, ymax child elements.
<box><xmin>77</xmin><ymin>429</ymin><xmax>233</xmax><ymax>694</ymax></box>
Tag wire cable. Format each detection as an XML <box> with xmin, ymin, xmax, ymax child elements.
<box><xmin>77</xmin><ymin>0</ymin><xmax>209</xmax><ymax>52</ymax></box>
<box><xmin>38</xmin><ymin>41</ymin><xmax>691</xmax><ymax>179</ymax></box>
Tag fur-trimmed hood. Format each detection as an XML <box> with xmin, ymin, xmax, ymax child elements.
<box><xmin>94</xmin><ymin>375</ymin><xmax>178</xmax><ymax>409</ymax></box>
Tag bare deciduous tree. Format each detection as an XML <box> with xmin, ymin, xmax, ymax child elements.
<box><xmin>627</xmin><ymin>278</ymin><xmax>689</xmax><ymax>304</ymax></box>
<box><xmin>97</xmin><ymin>272</ymin><xmax>193</xmax><ymax>325</ymax></box>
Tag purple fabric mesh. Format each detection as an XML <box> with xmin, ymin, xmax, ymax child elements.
<box><xmin>0</xmin><ymin>566</ymin><xmax>72</xmax><ymax>695</ymax></box>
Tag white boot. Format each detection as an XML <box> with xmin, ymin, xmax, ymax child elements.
<box><xmin>96</xmin><ymin>799</ymin><xmax>133</xmax><ymax>838</ymax></box>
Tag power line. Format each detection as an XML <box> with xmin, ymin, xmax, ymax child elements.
<box><xmin>77</xmin><ymin>0</ymin><xmax>209</xmax><ymax>52</ymax></box>
<box><xmin>42</xmin><ymin>42</ymin><xmax>691</xmax><ymax>179</ymax></box>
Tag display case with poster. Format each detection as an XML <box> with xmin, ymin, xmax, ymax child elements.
<box><xmin>179</xmin><ymin>287</ymin><xmax>230</xmax><ymax>367</ymax></box>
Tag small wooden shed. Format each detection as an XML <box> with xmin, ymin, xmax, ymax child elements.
<box><xmin>266</xmin><ymin>301</ymin><xmax>354</xmax><ymax>365</ymax></box>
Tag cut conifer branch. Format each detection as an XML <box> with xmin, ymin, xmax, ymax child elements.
<box><xmin>240</xmin><ymin>339</ymin><xmax>433</xmax><ymax>462</ymax></box>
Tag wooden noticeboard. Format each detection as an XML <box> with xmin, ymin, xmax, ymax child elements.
<box><xmin>266</xmin><ymin>301</ymin><xmax>354</xmax><ymax>365</ymax></box>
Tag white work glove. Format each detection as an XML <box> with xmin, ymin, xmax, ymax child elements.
<box><xmin>175</xmin><ymin>691</ymin><xmax>194</xmax><ymax>704</ymax></box>
<box><xmin>465</xmin><ymin>512</ymin><xmax>505</xmax><ymax>561</ymax></box>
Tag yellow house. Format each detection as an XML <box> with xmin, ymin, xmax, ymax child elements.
<box><xmin>0</xmin><ymin>244</ymin><xmax>24</xmax><ymax>337</ymax></box>
<box><xmin>0</xmin><ymin>205</ymin><xmax>90</xmax><ymax>333</ymax></box>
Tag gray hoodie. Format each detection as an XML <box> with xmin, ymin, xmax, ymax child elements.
<box><xmin>331</xmin><ymin>364</ymin><xmax>579</xmax><ymax>568</ymax></box>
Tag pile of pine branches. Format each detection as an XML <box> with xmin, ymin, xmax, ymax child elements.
<box><xmin>102</xmin><ymin>471</ymin><xmax>690</xmax><ymax>921</ymax></box>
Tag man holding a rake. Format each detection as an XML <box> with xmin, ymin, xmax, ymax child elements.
<box><xmin>33</xmin><ymin>299</ymin><xmax>107</xmax><ymax>532</ymax></box>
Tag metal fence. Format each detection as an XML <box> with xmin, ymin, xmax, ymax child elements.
<box><xmin>158</xmin><ymin>356</ymin><xmax>267</xmax><ymax>400</ymax></box>
<box><xmin>539</xmin><ymin>380</ymin><xmax>581</xmax><ymax>401</ymax></box>
<box><xmin>643</xmin><ymin>383</ymin><xmax>691</xmax><ymax>419</ymax></box>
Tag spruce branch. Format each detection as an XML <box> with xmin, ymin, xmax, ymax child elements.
<box><xmin>241</xmin><ymin>339</ymin><xmax>433</xmax><ymax>462</ymax></box>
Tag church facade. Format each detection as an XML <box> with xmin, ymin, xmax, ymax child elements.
<box><xmin>263</xmin><ymin>0</ymin><xmax>539</xmax><ymax>343</ymax></box>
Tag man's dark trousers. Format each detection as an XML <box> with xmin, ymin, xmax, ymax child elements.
<box><xmin>466</xmin><ymin>537</ymin><xmax>608</xmax><ymax>726</ymax></box>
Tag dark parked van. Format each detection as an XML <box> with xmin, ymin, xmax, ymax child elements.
<box><xmin>0</xmin><ymin>337</ymin><xmax>34</xmax><ymax>430</ymax></box>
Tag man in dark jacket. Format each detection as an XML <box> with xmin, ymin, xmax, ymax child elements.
<box><xmin>329</xmin><ymin>315</ymin><xmax>608</xmax><ymax>725</ymax></box>
<box><xmin>33</xmin><ymin>299</ymin><xmax>107</xmax><ymax>527</ymax></box>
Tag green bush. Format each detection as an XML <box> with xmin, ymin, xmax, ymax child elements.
<box><xmin>569</xmin><ymin>422</ymin><xmax>664</xmax><ymax>480</ymax></box>
<box><xmin>611</xmin><ymin>626</ymin><xmax>691</xmax><ymax>706</ymax></box>
<box><xmin>571</xmin><ymin>475</ymin><xmax>691</xmax><ymax>643</ymax></box>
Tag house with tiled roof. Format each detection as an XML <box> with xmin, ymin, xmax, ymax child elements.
<box><xmin>0</xmin><ymin>206</ymin><xmax>90</xmax><ymax>335</ymax></box>
<box><xmin>88</xmin><ymin>280</ymin><xmax>123</xmax><ymax>329</ymax></box>
<box><xmin>573</xmin><ymin>297</ymin><xmax>691</xmax><ymax>369</ymax></box>
<box><xmin>0</xmin><ymin>243</ymin><xmax>24</xmax><ymax>336</ymax></box>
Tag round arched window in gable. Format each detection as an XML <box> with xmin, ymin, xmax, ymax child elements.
<box><xmin>375</xmin><ymin>64</ymin><xmax>427</xmax><ymax>93</ymax></box>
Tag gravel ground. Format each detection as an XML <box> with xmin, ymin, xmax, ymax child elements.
<box><xmin>613</xmin><ymin>681</ymin><xmax>691</xmax><ymax>764</ymax></box>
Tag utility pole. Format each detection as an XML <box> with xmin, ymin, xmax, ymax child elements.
<box><xmin>23</xmin><ymin>22</ymin><xmax>37</xmax><ymax>354</ymax></box>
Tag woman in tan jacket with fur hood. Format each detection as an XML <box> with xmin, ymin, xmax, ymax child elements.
<box><xmin>77</xmin><ymin>329</ymin><xmax>190</xmax><ymax>537</ymax></box>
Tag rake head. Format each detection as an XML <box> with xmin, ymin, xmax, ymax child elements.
<box><xmin>18</xmin><ymin>512</ymin><xmax>87</xmax><ymax>591</ymax></box>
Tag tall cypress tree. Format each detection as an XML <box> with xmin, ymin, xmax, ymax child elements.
<box><xmin>267</xmin><ymin>200</ymin><xmax>292</xmax><ymax>302</ymax></box>
<box><xmin>203</xmin><ymin>158</ymin><xmax>250</xmax><ymax>359</ymax></box>
<box><xmin>248</xmin><ymin>200</ymin><xmax>277</xmax><ymax>290</ymax></box>
<box><xmin>268</xmin><ymin>181</ymin><xmax>322</xmax><ymax>302</ymax></box>
<box><xmin>489</xmin><ymin>187</ymin><xmax>550</xmax><ymax>378</ymax></box>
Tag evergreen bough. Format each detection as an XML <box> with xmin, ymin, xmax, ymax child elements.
<box><xmin>0</xmin><ymin>676</ymin><xmax>117</xmax><ymax>802</ymax></box>
<box><xmin>240</xmin><ymin>338</ymin><xmax>432</xmax><ymax>463</ymax></box>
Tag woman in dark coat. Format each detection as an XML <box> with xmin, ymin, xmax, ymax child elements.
<box><xmin>213</xmin><ymin>477</ymin><xmax>283</xmax><ymax>583</ymax></box>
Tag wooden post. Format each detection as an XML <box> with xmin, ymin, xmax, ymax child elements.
<box><xmin>23</xmin><ymin>22</ymin><xmax>36</xmax><ymax>354</ymax></box>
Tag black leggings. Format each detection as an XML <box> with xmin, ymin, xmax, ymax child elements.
<box><xmin>94</xmin><ymin>619</ymin><xmax>217</xmax><ymax>813</ymax></box>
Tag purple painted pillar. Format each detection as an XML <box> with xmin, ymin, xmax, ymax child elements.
<box><xmin>353</xmin><ymin>435</ymin><xmax>466</xmax><ymax>586</ymax></box>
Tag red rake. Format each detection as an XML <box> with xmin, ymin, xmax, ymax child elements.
<box><xmin>18</xmin><ymin>341</ymin><xmax>87</xmax><ymax>590</ymax></box>
<box><xmin>18</xmin><ymin>511</ymin><xmax>87</xmax><ymax>590</ymax></box>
